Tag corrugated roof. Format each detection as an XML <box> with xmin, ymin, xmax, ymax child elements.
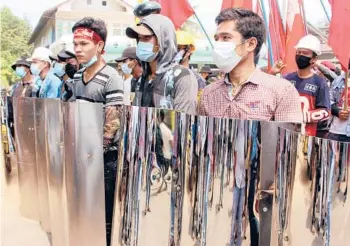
<box><xmin>28</xmin><ymin>0</ymin><xmax>71</xmax><ymax>45</ymax></box>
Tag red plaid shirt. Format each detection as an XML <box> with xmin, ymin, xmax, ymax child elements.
<box><xmin>197</xmin><ymin>69</ymin><xmax>303</xmax><ymax>123</ymax></box>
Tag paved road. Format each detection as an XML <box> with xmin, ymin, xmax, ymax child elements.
<box><xmin>1</xmin><ymin>150</ymin><xmax>50</xmax><ymax>246</ymax></box>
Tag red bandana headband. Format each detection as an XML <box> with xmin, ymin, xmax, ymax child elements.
<box><xmin>74</xmin><ymin>28</ymin><xmax>105</xmax><ymax>54</ymax></box>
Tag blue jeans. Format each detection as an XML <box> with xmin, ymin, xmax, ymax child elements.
<box><xmin>230</xmin><ymin>185</ymin><xmax>245</xmax><ymax>246</ymax></box>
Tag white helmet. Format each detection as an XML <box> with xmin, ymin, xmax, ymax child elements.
<box><xmin>30</xmin><ymin>47</ymin><xmax>52</xmax><ymax>63</ymax></box>
<box><xmin>49</xmin><ymin>34</ymin><xmax>74</xmax><ymax>58</ymax></box>
<box><xmin>295</xmin><ymin>34</ymin><xmax>321</xmax><ymax>56</ymax></box>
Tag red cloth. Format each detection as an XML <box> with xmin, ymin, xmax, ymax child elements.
<box><xmin>282</xmin><ymin>0</ymin><xmax>307</xmax><ymax>75</ymax></box>
<box><xmin>268</xmin><ymin>0</ymin><xmax>286</xmax><ymax>69</ymax></box>
<box><xmin>221</xmin><ymin>0</ymin><xmax>253</xmax><ymax>10</ymax></box>
<box><xmin>153</xmin><ymin>0</ymin><xmax>194</xmax><ymax>29</ymax></box>
<box><xmin>328</xmin><ymin>1</ymin><xmax>350</xmax><ymax>70</ymax></box>
<box><xmin>321</xmin><ymin>61</ymin><xmax>336</xmax><ymax>71</ymax></box>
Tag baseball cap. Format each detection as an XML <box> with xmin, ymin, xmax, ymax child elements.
<box><xmin>11</xmin><ymin>57</ymin><xmax>31</xmax><ymax>70</ymax></box>
<box><xmin>115</xmin><ymin>47</ymin><xmax>137</xmax><ymax>62</ymax></box>
<box><xmin>126</xmin><ymin>22</ymin><xmax>154</xmax><ymax>39</ymax></box>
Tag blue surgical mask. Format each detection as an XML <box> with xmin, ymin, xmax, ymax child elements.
<box><xmin>82</xmin><ymin>55</ymin><xmax>98</xmax><ymax>68</ymax></box>
<box><xmin>122</xmin><ymin>63</ymin><xmax>133</xmax><ymax>75</ymax></box>
<box><xmin>15</xmin><ymin>67</ymin><xmax>27</xmax><ymax>78</ymax></box>
<box><xmin>53</xmin><ymin>63</ymin><xmax>66</xmax><ymax>77</ymax></box>
<box><xmin>174</xmin><ymin>50</ymin><xmax>185</xmax><ymax>63</ymax></box>
<box><xmin>30</xmin><ymin>63</ymin><xmax>43</xmax><ymax>76</ymax></box>
<box><xmin>136</xmin><ymin>42</ymin><xmax>158</xmax><ymax>62</ymax></box>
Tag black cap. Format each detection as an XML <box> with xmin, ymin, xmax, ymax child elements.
<box><xmin>133</xmin><ymin>2</ymin><xmax>161</xmax><ymax>18</ymax></box>
<box><xmin>11</xmin><ymin>56</ymin><xmax>31</xmax><ymax>70</ymax></box>
<box><xmin>49</xmin><ymin>54</ymin><xmax>59</xmax><ymax>62</ymax></box>
<box><xmin>57</xmin><ymin>49</ymin><xmax>76</xmax><ymax>61</ymax></box>
<box><xmin>115</xmin><ymin>47</ymin><xmax>137</xmax><ymax>62</ymax></box>
<box><xmin>199</xmin><ymin>65</ymin><xmax>212</xmax><ymax>74</ymax></box>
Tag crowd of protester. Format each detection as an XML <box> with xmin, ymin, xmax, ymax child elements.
<box><xmin>3</xmin><ymin>6</ymin><xmax>350</xmax><ymax>246</ymax></box>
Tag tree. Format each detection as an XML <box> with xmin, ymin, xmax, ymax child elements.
<box><xmin>1</xmin><ymin>6</ymin><xmax>33</xmax><ymax>88</ymax></box>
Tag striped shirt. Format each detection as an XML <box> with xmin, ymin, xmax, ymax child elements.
<box><xmin>197</xmin><ymin>69</ymin><xmax>303</xmax><ymax>123</ymax></box>
<box><xmin>73</xmin><ymin>65</ymin><xmax>124</xmax><ymax>107</ymax></box>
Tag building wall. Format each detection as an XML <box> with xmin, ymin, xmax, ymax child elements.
<box><xmin>33</xmin><ymin>18</ymin><xmax>56</xmax><ymax>48</ymax></box>
<box><xmin>55</xmin><ymin>10</ymin><xmax>134</xmax><ymax>40</ymax></box>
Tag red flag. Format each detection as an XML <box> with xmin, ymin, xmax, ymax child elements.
<box><xmin>282</xmin><ymin>0</ymin><xmax>306</xmax><ymax>74</ymax></box>
<box><xmin>268</xmin><ymin>0</ymin><xmax>286</xmax><ymax>66</ymax></box>
<box><xmin>221</xmin><ymin>0</ymin><xmax>253</xmax><ymax>10</ymax></box>
<box><xmin>153</xmin><ymin>0</ymin><xmax>194</xmax><ymax>29</ymax></box>
<box><xmin>328</xmin><ymin>1</ymin><xmax>350</xmax><ymax>70</ymax></box>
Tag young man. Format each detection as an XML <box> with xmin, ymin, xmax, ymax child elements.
<box><xmin>175</xmin><ymin>30</ymin><xmax>206</xmax><ymax>90</ymax></box>
<box><xmin>197</xmin><ymin>8</ymin><xmax>302</xmax><ymax>123</ymax></box>
<box><xmin>271</xmin><ymin>35</ymin><xmax>330</xmax><ymax>136</ymax></box>
<box><xmin>29</xmin><ymin>47</ymin><xmax>62</xmax><ymax>98</ymax></box>
<box><xmin>126</xmin><ymin>14</ymin><xmax>198</xmax><ymax>114</ymax></box>
<box><xmin>55</xmin><ymin>46</ymin><xmax>79</xmax><ymax>101</ymax></box>
<box><xmin>72</xmin><ymin>17</ymin><xmax>124</xmax><ymax>246</ymax></box>
<box><xmin>328</xmin><ymin>61</ymin><xmax>350</xmax><ymax>142</ymax></box>
<box><xmin>9</xmin><ymin>57</ymin><xmax>40</xmax><ymax>97</ymax></box>
<box><xmin>115</xmin><ymin>47</ymin><xmax>143</xmax><ymax>105</ymax></box>
<box><xmin>199</xmin><ymin>65</ymin><xmax>212</xmax><ymax>85</ymax></box>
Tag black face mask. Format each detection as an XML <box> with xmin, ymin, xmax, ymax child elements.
<box><xmin>295</xmin><ymin>55</ymin><xmax>312</xmax><ymax>69</ymax></box>
<box><xmin>65</xmin><ymin>63</ymin><xmax>77</xmax><ymax>79</ymax></box>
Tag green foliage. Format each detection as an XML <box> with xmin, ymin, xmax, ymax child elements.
<box><xmin>1</xmin><ymin>6</ymin><xmax>33</xmax><ymax>88</ymax></box>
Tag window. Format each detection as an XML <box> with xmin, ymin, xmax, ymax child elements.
<box><xmin>102</xmin><ymin>1</ymin><xmax>107</xmax><ymax>6</ymax></box>
<box><xmin>87</xmin><ymin>0</ymin><xmax>91</xmax><ymax>4</ymax></box>
<box><xmin>112</xmin><ymin>23</ymin><xmax>129</xmax><ymax>37</ymax></box>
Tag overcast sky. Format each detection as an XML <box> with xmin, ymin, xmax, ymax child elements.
<box><xmin>1</xmin><ymin>0</ymin><xmax>331</xmax><ymax>31</ymax></box>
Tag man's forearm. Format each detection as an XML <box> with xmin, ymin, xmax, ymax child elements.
<box><xmin>104</xmin><ymin>105</ymin><xmax>123</xmax><ymax>143</ymax></box>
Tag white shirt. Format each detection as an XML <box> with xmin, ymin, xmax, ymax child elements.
<box><xmin>159</xmin><ymin>122</ymin><xmax>173</xmax><ymax>160</ymax></box>
<box><xmin>123</xmin><ymin>77</ymin><xmax>132</xmax><ymax>105</ymax></box>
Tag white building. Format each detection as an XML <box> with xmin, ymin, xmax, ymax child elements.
<box><xmin>28</xmin><ymin>0</ymin><xmax>136</xmax><ymax>62</ymax></box>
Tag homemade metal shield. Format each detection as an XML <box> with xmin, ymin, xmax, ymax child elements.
<box><xmin>64</xmin><ymin>100</ymin><xmax>106</xmax><ymax>246</ymax></box>
<box><xmin>271</xmin><ymin>128</ymin><xmax>350</xmax><ymax>246</ymax></box>
<box><xmin>45</xmin><ymin>99</ymin><xmax>68</xmax><ymax>246</ymax></box>
<box><xmin>33</xmin><ymin>98</ymin><xmax>51</xmax><ymax>232</ymax></box>
<box><xmin>112</xmin><ymin>107</ymin><xmax>274</xmax><ymax>246</ymax></box>
<box><xmin>13</xmin><ymin>97</ymin><xmax>40</xmax><ymax>221</ymax></box>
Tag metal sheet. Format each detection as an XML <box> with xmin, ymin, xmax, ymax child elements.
<box><xmin>33</xmin><ymin>98</ymin><xmax>51</xmax><ymax>232</ymax></box>
<box><xmin>271</xmin><ymin>128</ymin><xmax>350</xmax><ymax>246</ymax></box>
<box><xmin>13</xmin><ymin>97</ymin><xmax>40</xmax><ymax>221</ymax></box>
<box><xmin>64</xmin><ymin>100</ymin><xmax>106</xmax><ymax>246</ymax></box>
<box><xmin>111</xmin><ymin>107</ymin><xmax>273</xmax><ymax>246</ymax></box>
<box><xmin>45</xmin><ymin>98</ymin><xmax>68</xmax><ymax>246</ymax></box>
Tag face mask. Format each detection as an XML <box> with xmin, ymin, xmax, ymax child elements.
<box><xmin>53</xmin><ymin>63</ymin><xmax>66</xmax><ymax>77</ymax></box>
<box><xmin>295</xmin><ymin>55</ymin><xmax>312</xmax><ymax>69</ymax></box>
<box><xmin>122</xmin><ymin>63</ymin><xmax>133</xmax><ymax>75</ymax></box>
<box><xmin>174</xmin><ymin>50</ymin><xmax>186</xmax><ymax>64</ymax></box>
<box><xmin>65</xmin><ymin>63</ymin><xmax>77</xmax><ymax>79</ymax></box>
<box><xmin>136</xmin><ymin>41</ymin><xmax>158</xmax><ymax>62</ymax></box>
<box><xmin>212</xmin><ymin>41</ymin><xmax>243</xmax><ymax>73</ymax></box>
<box><xmin>82</xmin><ymin>55</ymin><xmax>98</xmax><ymax>68</ymax></box>
<box><xmin>30</xmin><ymin>63</ymin><xmax>43</xmax><ymax>76</ymax></box>
<box><xmin>15</xmin><ymin>67</ymin><xmax>27</xmax><ymax>78</ymax></box>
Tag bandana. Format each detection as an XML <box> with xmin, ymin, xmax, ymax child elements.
<box><xmin>74</xmin><ymin>28</ymin><xmax>105</xmax><ymax>54</ymax></box>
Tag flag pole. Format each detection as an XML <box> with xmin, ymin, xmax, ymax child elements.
<box><xmin>345</xmin><ymin>69</ymin><xmax>349</xmax><ymax>110</ymax></box>
<box><xmin>300</xmin><ymin>0</ymin><xmax>308</xmax><ymax>34</ymax></box>
<box><xmin>260</xmin><ymin>0</ymin><xmax>275</xmax><ymax>66</ymax></box>
<box><xmin>193</xmin><ymin>11</ymin><xmax>214</xmax><ymax>49</ymax></box>
<box><xmin>320</xmin><ymin>0</ymin><xmax>331</xmax><ymax>22</ymax></box>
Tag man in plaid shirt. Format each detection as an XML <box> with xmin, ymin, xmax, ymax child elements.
<box><xmin>197</xmin><ymin>8</ymin><xmax>302</xmax><ymax>123</ymax></box>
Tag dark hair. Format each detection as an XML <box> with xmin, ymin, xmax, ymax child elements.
<box><xmin>72</xmin><ymin>17</ymin><xmax>107</xmax><ymax>44</ymax></box>
<box><xmin>159</xmin><ymin>110</ymin><xmax>165</xmax><ymax>122</ymax></box>
<box><xmin>215</xmin><ymin>8</ymin><xmax>266</xmax><ymax>58</ymax></box>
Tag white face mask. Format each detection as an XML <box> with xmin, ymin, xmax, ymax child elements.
<box><xmin>212</xmin><ymin>41</ymin><xmax>243</xmax><ymax>73</ymax></box>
